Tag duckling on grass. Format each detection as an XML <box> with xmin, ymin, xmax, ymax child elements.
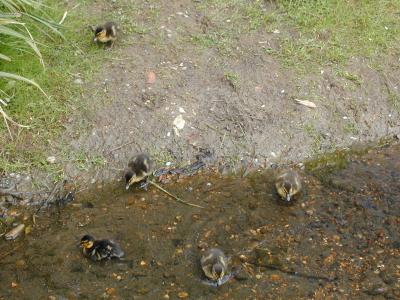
<box><xmin>275</xmin><ymin>170</ymin><xmax>302</xmax><ymax>203</ymax></box>
<box><xmin>201</xmin><ymin>248</ymin><xmax>229</xmax><ymax>286</ymax></box>
<box><xmin>80</xmin><ymin>234</ymin><xmax>124</xmax><ymax>261</ymax></box>
<box><xmin>125</xmin><ymin>153</ymin><xmax>153</xmax><ymax>190</ymax></box>
<box><xmin>90</xmin><ymin>22</ymin><xmax>118</xmax><ymax>48</ymax></box>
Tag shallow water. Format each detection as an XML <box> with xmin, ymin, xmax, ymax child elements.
<box><xmin>0</xmin><ymin>144</ymin><xmax>399</xmax><ymax>299</ymax></box>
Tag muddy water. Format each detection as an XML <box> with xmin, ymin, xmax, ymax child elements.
<box><xmin>1</xmin><ymin>145</ymin><xmax>399</xmax><ymax>299</ymax></box>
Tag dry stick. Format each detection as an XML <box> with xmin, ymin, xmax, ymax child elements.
<box><xmin>108</xmin><ymin>140</ymin><xmax>136</xmax><ymax>154</ymax></box>
<box><xmin>0</xmin><ymin>244</ymin><xmax>23</xmax><ymax>261</ymax></box>
<box><xmin>147</xmin><ymin>180</ymin><xmax>204</xmax><ymax>209</ymax></box>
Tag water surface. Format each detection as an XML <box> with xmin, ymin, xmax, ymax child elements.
<box><xmin>1</xmin><ymin>145</ymin><xmax>399</xmax><ymax>299</ymax></box>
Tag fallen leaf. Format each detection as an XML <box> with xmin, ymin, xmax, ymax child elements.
<box><xmin>5</xmin><ymin>224</ymin><xmax>25</xmax><ymax>240</ymax></box>
<box><xmin>146</xmin><ymin>71</ymin><xmax>156</xmax><ymax>84</ymax></box>
<box><xmin>295</xmin><ymin>99</ymin><xmax>317</xmax><ymax>108</ymax></box>
<box><xmin>270</xmin><ymin>274</ymin><xmax>281</xmax><ymax>281</ymax></box>
<box><xmin>178</xmin><ymin>291</ymin><xmax>189</xmax><ymax>299</ymax></box>
<box><xmin>173</xmin><ymin>115</ymin><xmax>185</xmax><ymax>130</ymax></box>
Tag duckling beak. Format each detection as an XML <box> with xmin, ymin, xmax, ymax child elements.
<box><xmin>216</xmin><ymin>278</ymin><xmax>223</xmax><ymax>287</ymax></box>
<box><xmin>286</xmin><ymin>194</ymin><xmax>291</xmax><ymax>202</ymax></box>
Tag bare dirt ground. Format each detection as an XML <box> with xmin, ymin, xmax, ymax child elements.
<box><xmin>60</xmin><ymin>0</ymin><xmax>400</xmax><ymax>187</ymax></box>
<box><xmin>2</xmin><ymin>0</ymin><xmax>400</xmax><ymax>194</ymax></box>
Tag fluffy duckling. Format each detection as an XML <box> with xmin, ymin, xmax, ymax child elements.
<box><xmin>80</xmin><ymin>235</ymin><xmax>124</xmax><ymax>261</ymax></box>
<box><xmin>125</xmin><ymin>153</ymin><xmax>153</xmax><ymax>190</ymax></box>
<box><xmin>200</xmin><ymin>248</ymin><xmax>229</xmax><ymax>286</ymax></box>
<box><xmin>275</xmin><ymin>170</ymin><xmax>302</xmax><ymax>203</ymax></box>
<box><xmin>90</xmin><ymin>22</ymin><xmax>118</xmax><ymax>48</ymax></box>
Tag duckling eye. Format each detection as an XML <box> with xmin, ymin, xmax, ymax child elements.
<box><xmin>96</xmin><ymin>30</ymin><xmax>105</xmax><ymax>37</ymax></box>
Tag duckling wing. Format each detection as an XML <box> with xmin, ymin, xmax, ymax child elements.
<box><xmin>97</xmin><ymin>240</ymin><xmax>125</xmax><ymax>259</ymax></box>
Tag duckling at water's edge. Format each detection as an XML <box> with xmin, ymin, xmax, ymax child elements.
<box><xmin>125</xmin><ymin>153</ymin><xmax>153</xmax><ymax>190</ymax></box>
<box><xmin>201</xmin><ymin>248</ymin><xmax>229</xmax><ymax>286</ymax></box>
<box><xmin>80</xmin><ymin>234</ymin><xmax>124</xmax><ymax>261</ymax></box>
<box><xmin>275</xmin><ymin>169</ymin><xmax>302</xmax><ymax>203</ymax></box>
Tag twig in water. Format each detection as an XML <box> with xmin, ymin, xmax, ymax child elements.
<box><xmin>148</xmin><ymin>180</ymin><xmax>204</xmax><ymax>209</ymax></box>
<box><xmin>247</xmin><ymin>261</ymin><xmax>337</xmax><ymax>282</ymax></box>
<box><xmin>0</xmin><ymin>244</ymin><xmax>23</xmax><ymax>261</ymax></box>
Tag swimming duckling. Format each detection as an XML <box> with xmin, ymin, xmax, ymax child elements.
<box><xmin>125</xmin><ymin>153</ymin><xmax>153</xmax><ymax>190</ymax></box>
<box><xmin>200</xmin><ymin>248</ymin><xmax>229</xmax><ymax>286</ymax></box>
<box><xmin>80</xmin><ymin>234</ymin><xmax>124</xmax><ymax>261</ymax></box>
<box><xmin>275</xmin><ymin>169</ymin><xmax>302</xmax><ymax>203</ymax></box>
<box><xmin>90</xmin><ymin>22</ymin><xmax>118</xmax><ymax>48</ymax></box>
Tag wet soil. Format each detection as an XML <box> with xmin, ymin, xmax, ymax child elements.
<box><xmin>0</xmin><ymin>144</ymin><xmax>399</xmax><ymax>299</ymax></box>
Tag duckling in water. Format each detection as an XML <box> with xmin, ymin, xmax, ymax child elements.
<box><xmin>275</xmin><ymin>170</ymin><xmax>302</xmax><ymax>203</ymax></box>
<box><xmin>90</xmin><ymin>22</ymin><xmax>118</xmax><ymax>48</ymax></box>
<box><xmin>80</xmin><ymin>234</ymin><xmax>124</xmax><ymax>261</ymax></box>
<box><xmin>201</xmin><ymin>248</ymin><xmax>229</xmax><ymax>286</ymax></box>
<box><xmin>125</xmin><ymin>153</ymin><xmax>153</xmax><ymax>190</ymax></box>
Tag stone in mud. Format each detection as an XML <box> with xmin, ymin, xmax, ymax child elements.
<box><xmin>234</xmin><ymin>270</ymin><xmax>250</xmax><ymax>281</ymax></box>
<box><xmin>362</xmin><ymin>273</ymin><xmax>388</xmax><ymax>296</ymax></box>
<box><xmin>380</xmin><ymin>258</ymin><xmax>400</xmax><ymax>285</ymax></box>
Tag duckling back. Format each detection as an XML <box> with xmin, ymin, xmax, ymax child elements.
<box><xmin>200</xmin><ymin>248</ymin><xmax>228</xmax><ymax>279</ymax></box>
<box><xmin>128</xmin><ymin>153</ymin><xmax>152</xmax><ymax>177</ymax></box>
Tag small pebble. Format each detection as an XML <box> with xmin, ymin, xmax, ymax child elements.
<box><xmin>46</xmin><ymin>156</ymin><xmax>56</xmax><ymax>164</ymax></box>
<box><xmin>73</xmin><ymin>78</ymin><xmax>83</xmax><ymax>85</ymax></box>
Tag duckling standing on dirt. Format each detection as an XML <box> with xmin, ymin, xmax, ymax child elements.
<box><xmin>125</xmin><ymin>153</ymin><xmax>153</xmax><ymax>190</ymax></box>
<box><xmin>90</xmin><ymin>22</ymin><xmax>118</xmax><ymax>48</ymax></box>
<box><xmin>201</xmin><ymin>248</ymin><xmax>229</xmax><ymax>286</ymax></box>
<box><xmin>275</xmin><ymin>170</ymin><xmax>302</xmax><ymax>203</ymax></box>
<box><xmin>80</xmin><ymin>234</ymin><xmax>124</xmax><ymax>261</ymax></box>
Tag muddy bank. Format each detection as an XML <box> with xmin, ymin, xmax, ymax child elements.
<box><xmin>0</xmin><ymin>143</ymin><xmax>399</xmax><ymax>299</ymax></box>
<box><xmin>56</xmin><ymin>0</ymin><xmax>400</xmax><ymax>188</ymax></box>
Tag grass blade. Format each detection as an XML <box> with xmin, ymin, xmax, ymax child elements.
<box><xmin>0</xmin><ymin>71</ymin><xmax>47</xmax><ymax>97</ymax></box>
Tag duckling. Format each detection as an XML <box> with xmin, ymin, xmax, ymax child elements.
<box><xmin>125</xmin><ymin>153</ymin><xmax>153</xmax><ymax>190</ymax></box>
<box><xmin>275</xmin><ymin>169</ymin><xmax>302</xmax><ymax>203</ymax></box>
<box><xmin>80</xmin><ymin>234</ymin><xmax>124</xmax><ymax>261</ymax></box>
<box><xmin>90</xmin><ymin>22</ymin><xmax>118</xmax><ymax>48</ymax></box>
<box><xmin>200</xmin><ymin>248</ymin><xmax>229</xmax><ymax>286</ymax></box>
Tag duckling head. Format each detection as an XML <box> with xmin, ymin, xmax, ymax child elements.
<box><xmin>94</xmin><ymin>27</ymin><xmax>107</xmax><ymax>43</ymax></box>
<box><xmin>125</xmin><ymin>170</ymin><xmax>137</xmax><ymax>190</ymax></box>
<box><xmin>283</xmin><ymin>182</ymin><xmax>293</xmax><ymax>202</ymax></box>
<box><xmin>212</xmin><ymin>263</ymin><xmax>225</xmax><ymax>285</ymax></box>
<box><xmin>80</xmin><ymin>234</ymin><xmax>95</xmax><ymax>249</ymax></box>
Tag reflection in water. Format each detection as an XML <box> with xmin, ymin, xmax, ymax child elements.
<box><xmin>0</xmin><ymin>144</ymin><xmax>399</xmax><ymax>299</ymax></box>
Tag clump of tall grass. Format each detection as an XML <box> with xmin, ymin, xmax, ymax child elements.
<box><xmin>0</xmin><ymin>0</ymin><xmax>63</xmax><ymax>138</ymax></box>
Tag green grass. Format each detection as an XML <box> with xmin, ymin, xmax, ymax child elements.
<box><xmin>388</xmin><ymin>91</ymin><xmax>400</xmax><ymax>110</ymax></box>
<box><xmin>224</xmin><ymin>71</ymin><xmax>240</xmax><ymax>89</ymax></box>
<box><xmin>0</xmin><ymin>0</ymin><xmax>110</xmax><ymax>176</ymax></box>
<box><xmin>193</xmin><ymin>0</ymin><xmax>399</xmax><ymax>69</ymax></box>
<box><xmin>276</xmin><ymin>0</ymin><xmax>400</xmax><ymax>69</ymax></box>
